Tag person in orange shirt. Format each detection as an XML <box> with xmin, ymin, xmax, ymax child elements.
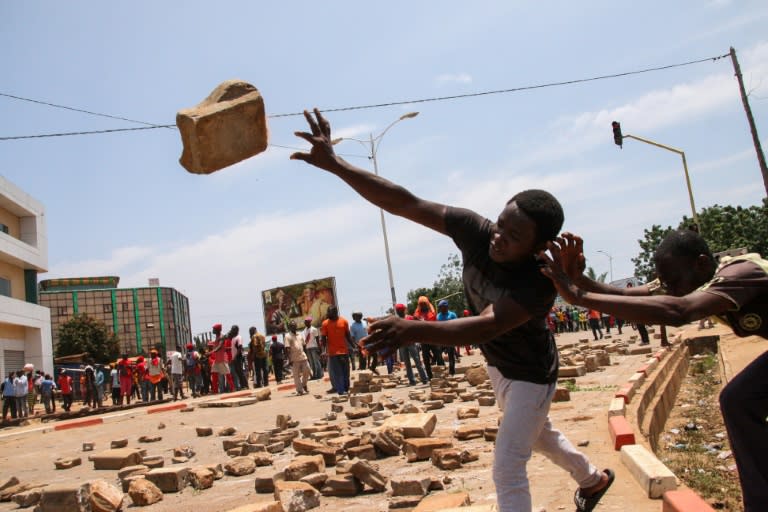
<box><xmin>320</xmin><ymin>306</ymin><xmax>353</xmax><ymax>395</ymax></box>
<box><xmin>587</xmin><ymin>309</ymin><xmax>603</xmax><ymax>341</ymax></box>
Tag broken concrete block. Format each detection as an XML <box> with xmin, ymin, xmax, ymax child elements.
<box><xmin>110</xmin><ymin>439</ymin><xmax>128</xmax><ymax>449</ymax></box>
<box><xmin>299</xmin><ymin>472</ymin><xmax>328</xmax><ymax>490</ymax></box>
<box><xmin>553</xmin><ymin>387</ymin><xmax>571</xmax><ymax>402</ymax></box>
<box><xmin>223</xmin><ymin>435</ymin><xmax>248</xmax><ymax>451</ymax></box>
<box><xmin>349</xmin><ymin>458</ymin><xmax>387</xmax><ymax>492</ymax></box>
<box><xmin>141</xmin><ymin>455</ymin><xmax>164</xmax><ymax>469</ymax></box>
<box><xmin>275</xmin><ymin>414</ymin><xmax>291</xmax><ymax>431</ymax></box>
<box><xmin>326</xmin><ymin>435</ymin><xmax>361</xmax><ymax>450</ymax></box>
<box><xmin>196</xmin><ymin>426</ymin><xmax>213</xmax><ymax>437</ymax></box>
<box><xmin>252</xmin><ymin>452</ymin><xmax>274</xmax><ymax>467</ymax></box>
<box><xmin>12</xmin><ymin>487</ymin><xmax>43</xmax><ymax>508</ymax></box>
<box><xmin>284</xmin><ymin>455</ymin><xmax>325</xmax><ymax>481</ymax></box>
<box><xmin>82</xmin><ymin>443</ymin><xmax>95</xmax><ymax>452</ymax></box>
<box><xmin>457</xmin><ymin>407</ymin><xmax>480</xmax><ymax>420</ymax></box>
<box><xmin>412</xmin><ymin>491</ymin><xmax>471</xmax><ymax>512</ymax></box>
<box><xmin>558</xmin><ymin>365</ymin><xmax>587</xmax><ymax>378</ymax></box>
<box><xmin>176</xmin><ymin>80</ymin><xmax>268</xmax><ymax>175</ymax></box>
<box><xmin>144</xmin><ymin>467</ymin><xmax>189</xmax><ymax>493</ymax></box>
<box><xmin>484</xmin><ymin>426</ymin><xmax>498</xmax><ymax>442</ymax></box>
<box><xmin>431</xmin><ymin>448</ymin><xmax>463</xmax><ymax>470</ymax></box>
<box><xmin>266</xmin><ymin>441</ymin><xmax>285</xmax><ymax>453</ymax></box>
<box><xmin>477</xmin><ymin>396</ymin><xmax>495</xmax><ymax>407</ymax></box>
<box><xmin>422</xmin><ymin>400</ymin><xmax>445</xmax><ymax>411</ymax></box>
<box><xmin>224</xmin><ymin>456</ymin><xmax>257</xmax><ymax>476</ymax></box>
<box><xmin>1</xmin><ymin>482</ymin><xmax>46</xmax><ymax>502</ymax></box>
<box><xmin>224</xmin><ymin>502</ymin><xmax>284</xmax><ymax>512</ymax></box>
<box><xmin>404</xmin><ymin>438</ymin><xmax>454</xmax><ymax>462</ymax></box>
<box><xmin>127</xmin><ymin>478</ymin><xmax>163</xmax><ymax>506</ymax></box>
<box><xmin>254</xmin><ymin>475</ymin><xmax>275</xmax><ymax>494</ymax></box>
<box><xmin>138</xmin><ymin>435</ymin><xmax>162</xmax><ymax>443</ymax></box>
<box><xmin>274</xmin><ymin>480</ymin><xmax>321</xmax><ymax>512</ymax></box>
<box><xmin>89</xmin><ymin>448</ymin><xmax>143</xmax><ymax>470</ymax></box>
<box><xmin>188</xmin><ymin>467</ymin><xmax>215</xmax><ymax>490</ymax></box>
<box><xmin>173</xmin><ymin>445</ymin><xmax>195</xmax><ymax>459</ymax></box>
<box><xmin>346</xmin><ymin>444</ymin><xmax>377</xmax><ymax>460</ymax></box>
<box><xmin>38</xmin><ymin>483</ymin><xmax>91</xmax><ymax>512</ymax></box>
<box><xmin>54</xmin><ymin>457</ymin><xmax>82</xmax><ymax>470</ymax></box>
<box><xmin>118</xmin><ymin>465</ymin><xmax>150</xmax><ymax>483</ymax></box>
<box><xmin>292</xmin><ymin>438</ymin><xmax>324</xmax><ymax>455</ymax></box>
<box><xmin>382</xmin><ymin>413</ymin><xmax>437</xmax><ymax>438</ymax></box>
<box><xmin>372</xmin><ymin>428</ymin><xmax>405</xmax><ymax>456</ymax></box>
<box><xmin>344</xmin><ymin>408</ymin><xmax>372</xmax><ymax>420</ymax></box>
<box><xmin>218</xmin><ymin>426</ymin><xmax>237</xmax><ymax>436</ymax></box>
<box><xmin>389</xmin><ymin>475</ymin><xmax>432</xmax><ymax>497</ymax></box>
<box><xmin>464</xmin><ymin>365</ymin><xmax>489</xmax><ymax>386</ymax></box>
<box><xmin>89</xmin><ymin>479</ymin><xmax>124</xmax><ymax>512</ymax></box>
<box><xmin>454</xmin><ymin>424</ymin><xmax>484</xmax><ymax>441</ymax></box>
<box><xmin>389</xmin><ymin>495</ymin><xmax>425</xmax><ymax>509</ymax></box>
<box><xmin>312</xmin><ymin>445</ymin><xmax>343</xmax><ymax>466</ymax></box>
<box><xmin>319</xmin><ymin>475</ymin><xmax>363</xmax><ymax>497</ymax></box>
<box><xmin>349</xmin><ymin>394</ymin><xmax>373</xmax><ymax>407</ymax></box>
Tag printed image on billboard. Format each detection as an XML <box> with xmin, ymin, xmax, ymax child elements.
<box><xmin>262</xmin><ymin>276</ymin><xmax>337</xmax><ymax>335</ymax></box>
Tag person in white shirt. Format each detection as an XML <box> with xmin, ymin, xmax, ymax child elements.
<box><xmin>302</xmin><ymin>317</ymin><xmax>323</xmax><ymax>380</ymax></box>
<box><xmin>169</xmin><ymin>345</ymin><xmax>186</xmax><ymax>401</ymax></box>
<box><xmin>285</xmin><ymin>321</ymin><xmax>310</xmax><ymax>395</ymax></box>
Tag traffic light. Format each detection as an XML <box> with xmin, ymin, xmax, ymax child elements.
<box><xmin>612</xmin><ymin>121</ymin><xmax>623</xmax><ymax>148</ymax></box>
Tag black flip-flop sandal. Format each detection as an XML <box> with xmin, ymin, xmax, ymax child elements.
<box><xmin>574</xmin><ymin>468</ymin><xmax>615</xmax><ymax>512</ymax></box>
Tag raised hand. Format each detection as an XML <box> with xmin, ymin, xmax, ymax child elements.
<box><xmin>539</xmin><ymin>241</ymin><xmax>586</xmax><ymax>305</ymax></box>
<box><xmin>361</xmin><ymin>316</ymin><xmax>412</xmax><ymax>359</ymax></box>
<box><xmin>556</xmin><ymin>232</ymin><xmax>586</xmax><ymax>281</ymax></box>
<box><xmin>290</xmin><ymin>109</ymin><xmax>343</xmax><ymax>172</ymax></box>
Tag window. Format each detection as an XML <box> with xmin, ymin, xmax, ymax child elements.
<box><xmin>124</xmin><ymin>323</ymin><xmax>131</xmax><ymax>333</ymax></box>
<box><xmin>144</xmin><ymin>300</ymin><xmax>153</xmax><ymax>308</ymax></box>
<box><xmin>103</xmin><ymin>304</ymin><xmax>112</xmax><ymax>313</ymax></box>
<box><xmin>0</xmin><ymin>223</ymin><xmax>8</xmax><ymax>234</ymax></box>
<box><xmin>57</xmin><ymin>306</ymin><xmax>68</xmax><ymax>316</ymax></box>
<box><xmin>0</xmin><ymin>277</ymin><xmax>10</xmax><ymax>297</ymax></box>
<box><xmin>122</xmin><ymin>302</ymin><xmax>130</xmax><ymax>311</ymax></box>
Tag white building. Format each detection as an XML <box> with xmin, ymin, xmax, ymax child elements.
<box><xmin>0</xmin><ymin>175</ymin><xmax>52</xmax><ymax>376</ymax></box>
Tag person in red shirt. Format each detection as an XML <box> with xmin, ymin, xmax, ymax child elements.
<box><xmin>414</xmin><ymin>296</ymin><xmax>440</xmax><ymax>379</ymax></box>
<box><xmin>320</xmin><ymin>306</ymin><xmax>353</xmax><ymax>394</ymax></box>
<box><xmin>117</xmin><ymin>355</ymin><xmax>133</xmax><ymax>405</ymax></box>
<box><xmin>135</xmin><ymin>356</ymin><xmax>148</xmax><ymax>402</ymax></box>
<box><xmin>57</xmin><ymin>369</ymin><xmax>73</xmax><ymax>412</ymax></box>
<box><xmin>462</xmin><ymin>309</ymin><xmax>473</xmax><ymax>355</ymax></box>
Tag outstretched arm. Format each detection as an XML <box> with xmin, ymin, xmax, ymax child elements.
<box><xmin>540</xmin><ymin>245</ymin><xmax>732</xmax><ymax>325</ymax></box>
<box><xmin>552</xmin><ymin>233</ymin><xmax>653</xmax><ymax>296</ymax></box>
<box><xmin>291</xmin><ymin>109</ymin><xmax>448</xmax><ymax>235</ymax></box>
<box><xmin>363</xmin><ymin>297</ymin><xmax>532</xmax><ymax>357</ymax></box>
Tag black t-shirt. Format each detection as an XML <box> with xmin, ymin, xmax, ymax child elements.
<box><xmin>445</xmin><ymin>206</ymin><xmax>559</xmax><ymax>384</ymax></box>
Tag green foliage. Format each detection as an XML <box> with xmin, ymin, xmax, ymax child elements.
<box><xmin>55</xmin><ymin>314</ymin><xmax>120</xmax><ymax>363</ymax></box>
<box><xmin>633</xmin><ymin>199</ymin><xmax>768</xmax><ymax>282</ymax></box>
<box><xmin>585</xmin><ymin>266</ymin><xmax>608</xmax><ymax>283</ymax></box>
<box><xmin>405</xmin><ymin>253</ymin><xmax>468</xmax><ymax>315</ymax></box>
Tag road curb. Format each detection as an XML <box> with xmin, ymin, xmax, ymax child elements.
<box><xmin>146</xmin><ymin>403</ymin><xmax>187</xmax><ymax>414</ymax></box>
<box><xmin>53</xmin><ymin>417</ymin><xmax>104</xmax><ymax>431</ymax></box>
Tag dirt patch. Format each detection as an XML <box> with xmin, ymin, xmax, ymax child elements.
<box><xmin>656</xmin><ymin>352</ymin><xmax>742</xmax><ymax>511</ymax></box>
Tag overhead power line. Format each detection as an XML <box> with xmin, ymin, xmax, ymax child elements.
<box><xmin>0</xmin><ymin>52</ymin><xmax>730</xmax><ymax>141</ymax></box>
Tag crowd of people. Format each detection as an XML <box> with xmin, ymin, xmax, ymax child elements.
<box><xmin>547</xmin><ymin>305</ymin><xmax>651</xmax><ymax>344</ymax></box>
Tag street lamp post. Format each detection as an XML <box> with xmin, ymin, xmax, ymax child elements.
<box><xmin>611</xmin><ymin>122</ymin><xmax>701</xmax><ymax>233</ymax></box>
<box><xmin>597</xmin><ymin>250</ymin><xmax>613</xmax><ymax>283</ymax></box>
<box><xmin>335</xmin><ymin>112</ymin><xmax>419</xmax><ymax>308</ymax></box>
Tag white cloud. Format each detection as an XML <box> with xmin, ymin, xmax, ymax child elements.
<box><xmin>435</xmin><ymin>73</ymin><xmax>473</xmax><ymax>85</ymax></box>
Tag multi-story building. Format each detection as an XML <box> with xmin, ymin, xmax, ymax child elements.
<box><xmin>39</xmin><ymin>277</ymin><xmax>192</xmax><ymax>357</ymax></box>
<box><xmin>0</xmin><ymin>176</ymin><xmax>52</xmax><ymax>376</ymax></box>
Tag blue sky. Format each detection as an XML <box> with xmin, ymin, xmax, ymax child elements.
<box><xmin>2</xmin><ymin>1</ymin><xmax>766</xmax><ymax>336</ymax></box>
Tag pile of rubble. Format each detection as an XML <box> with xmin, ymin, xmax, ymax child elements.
<box><xmin>557</xmin><ymin>333</ymin><xmax>654</xmax><ymax>378</ymax></box>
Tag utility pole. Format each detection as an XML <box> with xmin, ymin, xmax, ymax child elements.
<box><xmin>730</xmin><ymin>47</ymin><xmax>768</xmax><ymax>197</ymax></box>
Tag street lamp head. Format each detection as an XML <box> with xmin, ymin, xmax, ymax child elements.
<box><xmin>400</xmin><ymin>112</ymin><xmax>419</xmax><ymax>120</ymax></box>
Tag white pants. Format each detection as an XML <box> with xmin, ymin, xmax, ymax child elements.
<box><xmin>488</xmin><ymin>366</ymin><xmax>601</xmax><ymax>512</ymax></box>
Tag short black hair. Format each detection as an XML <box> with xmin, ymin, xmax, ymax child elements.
<box><xmin>508</xmin><ymin>189</ymin><xmax>564</xmax><ymax>244</ymax></box>
<box><xmin>654</xmin><ymin>229</ymin><xmax>714</xmax><ymax>264</ymax></box>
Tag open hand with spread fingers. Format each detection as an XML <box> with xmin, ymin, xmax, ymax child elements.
<box><xmin>290</xmin><ymin>108</ymin><xmax>344</xmax><ymax>173</ymax></box>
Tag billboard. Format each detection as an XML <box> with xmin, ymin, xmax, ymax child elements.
<box><xmin>261</xmin><ymin>276</ymin><xmax>337</xmax><ymax>335</ymax></box>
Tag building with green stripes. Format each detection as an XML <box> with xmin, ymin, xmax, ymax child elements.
<box><xmin>39</xmin><ymin>276</ymin><xmax>191</xmax><ymax>357</ymax></box>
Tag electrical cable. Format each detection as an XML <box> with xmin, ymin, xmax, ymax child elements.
<box><xmin>0</xmin><ymin>52</ymin><xmax>730</xmax><ymax>141</ymax></box>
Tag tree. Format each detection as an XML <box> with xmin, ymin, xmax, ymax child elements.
<box><xmin>632</xmin><ymin>199</ymin><xmax>768</xmax><ymax>282</ymax></box>
<box><xmin>585</xmin><ymin>266</ymin><xmax>608</xmax><ymax>283</ymax></box>
<box><xmin>55</xmin><ymin>314</ymin><xmax>120</xmax><ymax>363</ymax></box>
<box><xmin>406</xmin><ymin>253</ymin><xmax>468</xmax><ymax>314</ymax></box>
